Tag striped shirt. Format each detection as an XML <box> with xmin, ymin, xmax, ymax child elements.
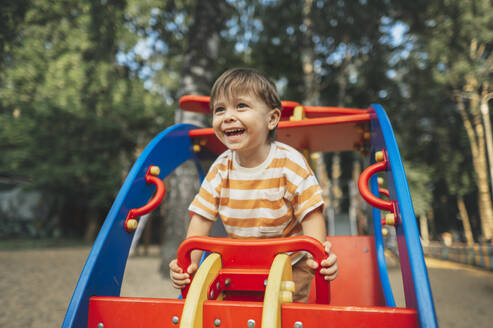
<box><xmin>189</xmin><ymin>141</ymin><xmax>325</xmax><ymax>239</ymax></box>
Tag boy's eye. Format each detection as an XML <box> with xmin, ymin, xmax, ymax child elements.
<box><xmin>237</xmin><ymin>103</ymin><xmax>248</xmax><ymax>109</ymax></box>
<box><xmin>214</xmin><ymin>106</ymin><xmax>225</xmax><ymax>114</ymax></box>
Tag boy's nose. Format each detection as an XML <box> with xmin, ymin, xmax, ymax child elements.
<box><xmin>223</xmin><ymin>109</ymin><xmax>237</xmax><ymax>122</ymax></box>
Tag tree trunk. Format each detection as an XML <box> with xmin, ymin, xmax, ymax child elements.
<box><xmin>419</xmin><ymin>214</ymin><xmax>430</xmax><ymax>246</ymax></box>
<box><xmin>160</xmin><ymin>0</ymin><xmax>229</xmax><ymax>274</ymax></box>
<box><xmin>456</xmin><ymin>90</ymin><xmax>493</xmax><ymax>241</ymax></box>
<box><xmin>427</xmin><ymin>209</ymin><xmax>437</xmax><ymax>241</ymax></box>
<box><xmin>331</xmin><ymin>47</ymin><xmax>351</xmax><ymax>215</ymax></box>
<box><xmin>457</xmin><ymin>195</ymin><xmax>474</xmax><ymax>246</ymax></box>
<box><xmin>480</xmin><ymin>84</ymin><xmax>493</xmax><ymax>238</ymax></box>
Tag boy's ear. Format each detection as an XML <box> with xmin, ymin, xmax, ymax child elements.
<box><xmin>267</xmin><ymin>108</ymin><xmax>281</xmax><ymax>130</ymax></box>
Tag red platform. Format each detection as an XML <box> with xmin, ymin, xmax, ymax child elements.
<box><xmin>88</xmin><ymin>297</ymin><xmax>417</xmax><ymax>327</ymax></box>
<box><xmin>87</xmin><ymin>236</ymin><xmax>417</xmax><ymax>327</ymax></box>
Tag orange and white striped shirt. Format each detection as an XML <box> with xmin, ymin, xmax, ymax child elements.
<box><xmin>189</xmin><ymin>141</ymin><xmax>325</xmax><ymax>239</ymax></box>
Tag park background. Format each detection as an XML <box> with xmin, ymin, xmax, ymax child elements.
<box><xmin>1</xmin><ymin>0</ymin><xmax>492</xmax><ymax>327</ymax></box>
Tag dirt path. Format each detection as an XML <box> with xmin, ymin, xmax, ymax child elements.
<box><xmin>0</xmin><ymin>247</ymin><xmax>491</xmax><ymax>327</ymax></box>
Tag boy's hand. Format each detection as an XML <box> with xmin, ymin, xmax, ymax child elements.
<box><xmin>169</xmin><ymin>259</ymin><xmax>198</xmax><ymax>289</ymax></box>
<box><xmin>305</xmin><ymin>240</ymin><xmax>338</xmax><ymax>281</ymax></box>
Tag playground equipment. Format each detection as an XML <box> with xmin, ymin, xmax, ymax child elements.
<box><xmin>63</xmin><ymin>96</ymin><xmax>438</xmax><ymax>327</ymax></box>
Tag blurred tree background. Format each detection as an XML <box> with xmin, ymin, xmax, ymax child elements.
<box><xmin>1</xmin><ymin>0</ymin><xmax>492</xmax><ymax>249</ymax></box>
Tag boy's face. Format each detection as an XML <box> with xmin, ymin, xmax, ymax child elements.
<box><xmin>212</xmin><ymin>92</ymin><xmax>281</xmax><ymax>156</ymax></box>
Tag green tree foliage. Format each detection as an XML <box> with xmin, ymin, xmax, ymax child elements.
<box><xmin>2</xmin><ymin>0</ymin><xmax>489</xmax><ymax>241</ymax></box>
<box><xmin>0</xmin><ymin>0</ymin><xmax>172</xmax><ymax>238</ymax></box>
<box><xmin>395</xmin><ymin>0</ymin><xmax>493</xmax><ymax>239</ymax></box>
<box><xmin>0</xmin><ymin>0</ymin><xmax>30</xmax><ymax>68</ymax></box>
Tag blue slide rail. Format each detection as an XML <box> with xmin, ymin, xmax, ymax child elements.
<box><xmin>62</xmin><ymin>123</ymin><xmax>198</xmax><ymax>328</ymax></box>
<box><xmin>370</xmin><ymin>104</ymin><xmax>438</xmax><ymax>328</ymax></box>
<box><xmin>370</xmin><ymin>173</ymin><xmax>396</xmax><ymax>307</ymax></box>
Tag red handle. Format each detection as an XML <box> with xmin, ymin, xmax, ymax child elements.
<box><xmin>379</xmin><ymin>188</ymin><xmax>390</xmax><ymax>198</ymax></box>
<box><xmin>177</xmin><ymin>236</ymin><xmax>330</xmax><ymax>304</ymax></box>
<box><xmin>124</xmin><ymin>166</ymin><xmax>165</xmax><ymax>232</ymax></box>
<box><xmin>358</xmin><ymin>152</ymin><xmax>394</xmax><ymax>212</ymax></box>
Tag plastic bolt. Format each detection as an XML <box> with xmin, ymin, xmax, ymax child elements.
<box><xmin>385</xmin><ymin>213</ymin><xmax>396</xmax><ymax>226</ymax></box>
<box><xmin>149</xmin><ymin>165</ymin><xmax>160</xmax><ymax>176</ymax></box>
<box><xmin>294</xmin><ymin>321</ymin><xmax>303</xmax><ymax>328</ymax></box>
<box><xmin>375</xmin><ymin>150</ymin><xmax>385</xmax><ymax>162</ymax></box>
<box><xmin>126</xmin><ymin>219</ymin><xmax>138</xmax><ymax>231</ymax></box>
<box><xmin>97</xmin><ymin>323</ymin><xmax>104</xmax><ymax>328</ymax></box>
<box><xmin>225</xmin><ymin>278</ymin><xmax>231</xmax><ymax>287</ymax></box>
<box><xmin>214</xmin><ymin>318</ymin><xmax>221</xmax><ymax>327</ymax></box>
<box><xmin>172</xmin><ymin>316</ymin><xmax>179</xmax><ymax>324</ymax></box>
<box><xmin>247</xmin><ymin>319</ymin><xmax>256</xmax><ymax>328</ymax></box>
<box><xmin>209</xmin><ymin>289</ymin><xmax>214</xmax><ymax>299</ymax></box>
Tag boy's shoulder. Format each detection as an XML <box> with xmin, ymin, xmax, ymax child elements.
<box><xmin>210</xmin><ymin>148</ymin><xmax>233</xmax><ymax>168</ymax></box>
<box><xmin>273</xmin><ymin>141</ymin><xmax>307</xmax><ymax>163</ymax></box>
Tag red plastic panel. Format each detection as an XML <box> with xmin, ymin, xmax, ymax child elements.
<box><xmin>189</xmin><ymin>114</ymin><xmax>373</xmax><ymax>155</ymax></box>
<box><xmin>206</xmin><ymin>268</ymin><xmax>268</xmax><ymax>302</ymax></box>
<box><xmin>303</xmin><ymin>105</ymin><xmax>368</xmax><ymax>118</ymax></box>
<box><xmin>217</xmin><ymin>268</ymin><xmax>269</xmax><ymax>292</ymax></box>
<box><xmin>282</xmin><ymin>303</ymin><xmax>418</xmax><ymax>328</ymax></box>
<box><xmin>203</xmin><ymin>300</ymin><xmax>263</xmax><ymax>327</ymax></box>
<box><xmin>87</xmin><ymin>297</ymin><xmax>184</xmax><ymax>327</ymax></box>
<box><xmin>203</xmin><ymin>300</ymin><xmax>416</xmax><ymax>327</ymax></box>
<box><xmin>308</xmin><ymin>236</ymin><xmax>386</xmax><ymax>307</ymax></box>
<box><xmin>88</xmin><ymin>296</ymin><xmax>417</xmax><ymax>327</ymax></box>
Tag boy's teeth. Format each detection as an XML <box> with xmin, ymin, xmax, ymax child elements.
<box><xmin>226</xmin><ymin>129</ymin><xmax>245</xmax><ymax>136</ymax></box>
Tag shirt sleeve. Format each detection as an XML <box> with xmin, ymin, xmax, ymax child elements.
<box><xmin>188</xmin><ymin>163</ymin><xmax>221</xmax><ymax>221</ymax></box>
<box><xmin>291</xmin><ymin>162</ymin><xmax>325</xmax><ymax>223</ymax></box>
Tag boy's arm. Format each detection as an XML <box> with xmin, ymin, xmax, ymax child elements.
<box><xmin>169</xmin><ymin>213</ymin><xmax>214</xmax><ymax>289</ymax></box>
<box><xmin>186</xmin><ymin>213</ymin><xmax>215</xmax><ymax>266</ymax></box>
<box><xmin>300</xmin><ymin>208</ymin><xmax>327</xmax><ymax>244</ymax></box>
<box><xmin>301</xmin><ymin>209</ymin><xmax>338</xmax><ymax>281</ymax></box>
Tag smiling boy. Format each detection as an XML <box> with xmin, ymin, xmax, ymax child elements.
<box><xmin>169</xmin><ymin>68</ymin><xmax>338</xmax><ymax>302</ymax></box>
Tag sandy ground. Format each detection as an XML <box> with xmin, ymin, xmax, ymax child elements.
<box><xmin>0</xmin><ymin>246</ymin><xmax>492</xmax><ymax>327</ymax></box>
<box><xmin>0</xmin><ymin>246</ymin><xmax>177</xmax><ymax>328</ymax></box>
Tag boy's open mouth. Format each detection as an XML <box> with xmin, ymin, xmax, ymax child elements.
<box><xmin>225</xmin><ymin>128</ymin><xmax>245</xmax><ymax>136</ymax></box>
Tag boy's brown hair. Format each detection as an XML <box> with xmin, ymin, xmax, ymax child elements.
<box><xmin>210</xmin><ymin>68</ymin><xmax>282</xmax><ymax>142</ymax></box>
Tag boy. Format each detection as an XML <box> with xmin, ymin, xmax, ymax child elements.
<box><xmin>169</xmin><ymin>68</ymin><xmax>338</xmax><ymax>302</ymax></box>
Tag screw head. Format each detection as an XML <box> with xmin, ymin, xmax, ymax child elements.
<box><xmin>214</xmin><ymin>318</ymin><xmax>221</xmax><ymax>327</ymax></box>
<box><xmin>172</xmin><ymin>316</ymin><xmax>179</xmax><ymax>324</ymax></box>
<box><xmin>247</xmin><ymin>319</ymin><xmax>256</xmax><ymax>327</ymax></box>
<box><xmin>294</xmin><ymin>321</ymin><xmax>303</xmax><ymax>328</ymax></box>
<box><xmin>225</xmin><ymin>278</ymin><xmax>231</xmax><ymax>286</ymax></box>
<box><xmin>97</xmin><ymin>323</ymin><xmax>104</xmax><ymax>328</ymax></box>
